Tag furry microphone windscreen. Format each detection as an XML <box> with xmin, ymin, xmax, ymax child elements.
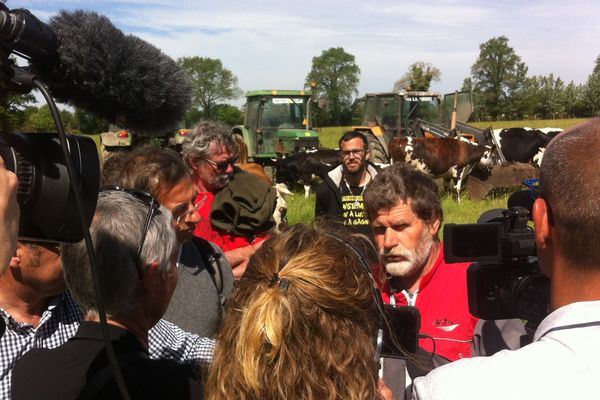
<box><xmin>38</xmin><ymin>10</ymin><xmax>192</xmax><ymax>135</ymax></box>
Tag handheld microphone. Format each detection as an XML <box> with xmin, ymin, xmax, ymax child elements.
<box><xmin>1</xmin><ymin>8</ymin><xmax>192</xmax><ymax>135</ymax></box>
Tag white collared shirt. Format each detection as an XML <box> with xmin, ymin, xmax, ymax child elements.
<box><xmin>412</xmin><ymin>300</ymin><xmax>600</xmax><ymax>400</ymax></box>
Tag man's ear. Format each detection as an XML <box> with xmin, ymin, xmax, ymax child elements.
<box><xmin>429</xmin><ymin>217</ymin><xmax>441</xmax><ymax>238</ymax></box>
<box><xmin>141</xmin><ymin>260</ymin><xmax>162</xmax><ymax>297</ymax></box>
<box><xmin>533</xmin><ymin>198</ymin><xmax>551</xmax><ymax>249</ymax></box>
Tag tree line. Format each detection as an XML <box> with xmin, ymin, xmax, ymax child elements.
<box><xmin>3</xmin><ymin>35</ymin><xmax>600</xmax><ymax>132</ymax></box>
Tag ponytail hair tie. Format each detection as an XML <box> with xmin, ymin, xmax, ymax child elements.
<box><xmin>268</xmin><ymin>273</ymin><xmax>290</xmax><ymax>292</ymax></box>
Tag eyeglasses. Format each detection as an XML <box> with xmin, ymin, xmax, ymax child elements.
<box><xmin>204</xmin><ymin>156</ymin><xmax>239</xmax><ymax>171</ymax></box>
<box><xmin>340</xmin><ymin>149</ymin><xmax>367</xmax><ymax>158</ymax></box>
<box><xmin>102</xmin><ymin>186</ymin><xmax>161</xmax><ymax>279</ymax></box>
<box><xmin>172</xmin><ymin>194</ymin><xmax>207</xmax><ymax>225</ymax></box>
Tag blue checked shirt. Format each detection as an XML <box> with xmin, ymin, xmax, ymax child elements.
<box><xmin>0</xmin><ymin>291</ymin><xmax>215</xmax><ymax>399</ymax></box>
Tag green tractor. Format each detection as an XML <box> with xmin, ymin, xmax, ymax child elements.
<box><xmin>233</xmin><ymin>90</ymin><xmax>319</xmax><ymax>163</ymax></box>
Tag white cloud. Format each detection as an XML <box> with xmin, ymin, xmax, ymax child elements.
<box><xmin>9</xmin><ymin>0</ymin><xmax>600</xmax><ymax>102</ymax></box>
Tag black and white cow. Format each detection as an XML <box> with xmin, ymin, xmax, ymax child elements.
<box><xmin>275</xmin><ymin>149</ymin><xmax>340</xmax><ymax>198</ymax></box>
<box><xmin>389</xmin><ymin>136</ymin><xmax>495</xmax><ymax>202</ymax></box>
<box><xmin>492</xmin><ymin>127</ymin><xmax>562</xmax><ymax>167</ymax></box>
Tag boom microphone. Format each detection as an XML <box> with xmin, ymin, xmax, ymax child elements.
<box><xmin>2</xmin><ymin>8</ymin><xmax>192</xmax><ymax>135</ymax></box>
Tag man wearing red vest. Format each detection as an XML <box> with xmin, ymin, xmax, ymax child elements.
<box><xmin>364</xmin><ymin>164</ymin><xmax>477</xmax><ymax>365</ymax></box>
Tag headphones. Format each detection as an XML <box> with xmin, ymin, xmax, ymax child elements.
<box><xmin>321</xmin><ymin>233</ymin><xmax>388</xmax><ymax>362</ymax></box>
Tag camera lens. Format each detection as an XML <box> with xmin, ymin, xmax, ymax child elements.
<box><xmin>0</xmin><ymin>132</ymin><xmax>99</xmax><ymax>242</ymax></box>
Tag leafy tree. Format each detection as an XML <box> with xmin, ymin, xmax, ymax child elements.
<box><xmin>28</xmin><ymin>105</ymin><xmax>55</xmax><ymax>131</ymax></box>
<box><xmin>178</xmin><ymin>56</ymin><xmax>242</xmax><ymax>119</ymax></box>
<box><xmin>393</xmin><ymin>62</ymin><xmax>441</xmax><ymax>91</ymax></box>
<box><xmin>184</xmin><ymin>108</ymin><xmax>204</xmax><ymax>128</ymax></box>
<box><xmin>507</xmin><ymin>75</ymin><xmax>540</xmax><ymax>119</ymax></box>
<box><xmin>0</xmin><ymin>92</ymin><xmax>35</xmax><ymax>132</ymax></box>
<box><xmin>215</xmin><ymin>104</ymin><xmax>243</xmax><ymax>126</ymax></box>
<box><xmin>305</xmin><ymin>47</ymin><xmax>360</xmax><ymax>126</ymax></box>
<box><xmin>470</xmin><ymin>36</ymin><xmax>528</xmax><ymax>119</ymax></box>
<box><xmin>75</xmin><ymin>108</ymin><xmax>108</xmax><ymax>134</ymax></box>
<box><xmin>584</xmin><ymin>55</ymin><xmax>600</xmax><ymax>116</ymax></box>
<box><xmin>562</xmin><ymin>81</ymin><xmax>586</xmax><ymax>118</ymax></box>
<box><xmin>534</xmin><ymin>74</ymin><xmax>565</xmax><ymax>119</ymax></box>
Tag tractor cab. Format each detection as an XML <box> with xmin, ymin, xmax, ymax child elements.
<box><xmin>233</xmin><ymin>90</ymin><xmax>319</xmax><ymax>162</ymax></box>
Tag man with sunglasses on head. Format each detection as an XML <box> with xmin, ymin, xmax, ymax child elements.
<box><xmin>115</xmin><ymin>145</ymin><xmax>234</xmax><ymax>338</ymax></box>
<box><xmin>11</xmin><ymin>190</ymin><xmax>204</xmax><ymax>399</ymax></box>
<box><xmin>182</xmin><ymin>121</ymin><xmax>276</xmax><ymax>279</ymax></box>
<box><xmin>316</xmin><ymin>131</ymin><xmax>379</xmax><ymax>240</ymax></box>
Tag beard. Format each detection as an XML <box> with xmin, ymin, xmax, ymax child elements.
<box><xmin>343</xmin><ymin>159</ymin><xmax>366</xmax><ymax>175</ymax></box>
<box><xmin>211</xmin><ymin>173</ymin><xmax>232</xmax><ymax>190</ymax></box>
<box><xmin>381</xmin><ymin>229</ymin><xmax>435</xmax><ymax>279</ymax></box>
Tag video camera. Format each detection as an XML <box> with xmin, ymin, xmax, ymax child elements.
<box><xmin>443</xmin><ymin>187</ymin><xmax>551</xmax><ymax>328</ymax></box>
<box><xmin>0</xmin><ymin>3</ymin><xmax>99</xmax><ymax>243</ymax></box>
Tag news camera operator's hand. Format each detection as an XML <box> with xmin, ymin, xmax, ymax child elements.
<box><xmin>0</xmin><ymin>155</ymin><xmax>19</xmax><ymax>273</ymax></box>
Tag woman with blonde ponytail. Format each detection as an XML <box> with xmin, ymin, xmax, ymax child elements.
<box><xmin>206</xmin><ymin>222</ymin><xmax>392</xmax><ymax>400</ymax></box>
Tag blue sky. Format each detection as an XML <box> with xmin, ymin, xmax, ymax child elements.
<box><xmin>12</xmin><ymin>0</ymin><xmax>600</xmax><ymax>105</ymax></box>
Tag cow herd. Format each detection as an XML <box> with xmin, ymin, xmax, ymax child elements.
<box><xmin>244</xmin><ymin>127</ymin><xmax>563</xmax><ymax>212</ymax></box>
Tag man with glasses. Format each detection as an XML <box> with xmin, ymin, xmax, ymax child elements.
<box><xmin>182</xmin><ymin>121</ymin><xmax>276</xmax><ymax>279</ymax></box>
<box><xmin>115</xmin><ymin>145</ymin><xmax>234</xmax><ymax>337</ymax></box>
<box><xmin>11</xmin><ymin>190</ymin><xmax>204</xmax><ymax>399</ymax></box>
<box><xmin>411</xmin><ymin>119</ymin><xmax>600</xmax><ymax>400</ymax></box>
<box><xmin>315</xmin><ymin>131</ymin><xmax>379</xmax><ymax>239</ymax></box>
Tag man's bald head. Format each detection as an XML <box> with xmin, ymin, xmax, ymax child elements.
<box><xmin>539</xmin><ymin>118</ymin><xmax>600</xmax><ymax>270</ymax></box>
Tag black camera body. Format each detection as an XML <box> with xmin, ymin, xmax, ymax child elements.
<box><xmin>444</xmin><ymin>204</ymin><xmax>550</xmax><ymax>327</ymax></box>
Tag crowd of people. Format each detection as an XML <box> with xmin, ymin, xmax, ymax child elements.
<box><xmin>0</xmin><ymin>118</ymin><xmax>599</xmax><ymax>399</ymax></box>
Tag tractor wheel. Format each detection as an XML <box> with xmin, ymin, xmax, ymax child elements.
<box><xmin>363</xmin><ymin>131</ymin><xmax>389</xmax><ymax>164</ymax></box>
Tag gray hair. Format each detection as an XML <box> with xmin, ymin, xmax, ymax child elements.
<box><xmin>181</xmin><ymin>120</ymin><xmax>236</xmax><ymax>168</ymax></box>
<box><xmin>62</xmin><ymin>190</ymin><xmax>179</xmax><ymax>317</ymax></box>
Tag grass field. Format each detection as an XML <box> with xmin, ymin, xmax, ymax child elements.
<box><xmin>286</xmin><ymin>189</ymin><xmax>513</xmax><ymax>237</ymax></box>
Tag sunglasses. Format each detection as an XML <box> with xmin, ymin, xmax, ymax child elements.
<box><xmin>205</xmin><ymin>156</ymin><xmax>239</xmax><ymax>171</ymax></box>
<box><xmin>102</xmin><ymin>186</ymin><xmax>161</xmax><ymax>279</ymax></box>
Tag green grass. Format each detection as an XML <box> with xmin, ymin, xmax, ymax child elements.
<box><xmin>286</xmin><ymin>187</ymin><xmax>513</xmax><ymax>236</ymax></box>
<box><xmin>470</xmin><ymin>118</ymin><xmax>586</xmax><ymax>131</ymax></box>
<box><xmin>316</xmin><ymin>126</ymin><xmax>351</xmax><ymax>149</ymax></box>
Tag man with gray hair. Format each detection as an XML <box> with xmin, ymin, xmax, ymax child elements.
<box><xmin>182</xmin><ymin>121</ymin><xmax>275</xmax><ymax>279</ymax></box>
<box><xmin>11</xmin><ymin>190</ymin><xmax>204</xmax><ymax>399</ymax></box>
<box><xmin>411</xmin><ymin>118</ymin><xmax>600</xmax><ymax>399</ymax></box>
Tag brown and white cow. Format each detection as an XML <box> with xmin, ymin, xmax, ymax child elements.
<box><xmin>388</xmin><ymin>136</ymin><xmax>495</xmax><ymax>202</ymax></box>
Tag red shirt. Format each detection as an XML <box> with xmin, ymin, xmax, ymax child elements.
<box><xmin>193</xmin><ymin>191</ymin><xmax>267</xmax><ymax>251</ymax></box>
<box><xmin>375</xmin><ymin>244</ymin><xmax>478</xmax><ymax>362</ymax></box>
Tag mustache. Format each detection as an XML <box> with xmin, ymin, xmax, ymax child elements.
<box><xmin>380</xmin><ymin>245</ymin><xmax>412</xmax><ymax>258</ymax></box>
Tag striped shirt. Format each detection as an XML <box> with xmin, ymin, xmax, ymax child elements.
<box><xmin>0</xmin><ymin>291</ymin><xmax>214</xmax><ymax>399</ymax></box>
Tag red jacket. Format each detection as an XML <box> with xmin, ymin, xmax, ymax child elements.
<box><xmin>375</xmin><ymin>244</ymin><xmax>478</xmax><ymax>362</ymax></box>
<box><xmin>193</xmin><ymin>191</ymin><xmax>267</xmax><ymax>251</ymax></box>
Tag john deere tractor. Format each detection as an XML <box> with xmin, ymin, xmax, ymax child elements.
<box><xmin>233</xmin><ymin>90</ymin><xmax>319</xmax><ymax>163</ymax></box>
